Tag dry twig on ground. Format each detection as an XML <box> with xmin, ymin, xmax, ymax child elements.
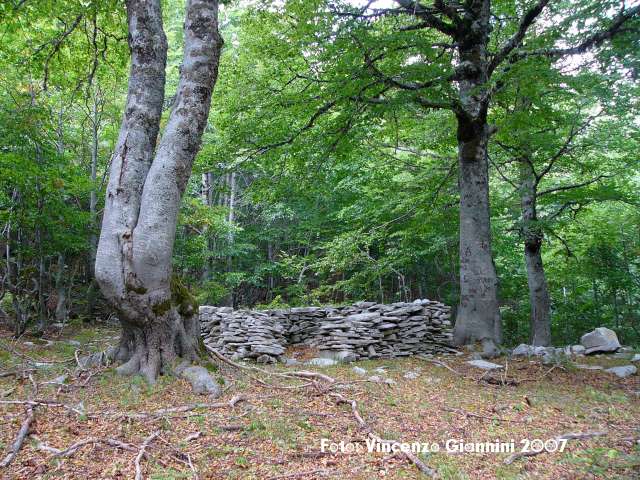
<box><xmin>0</xmin><ymin>405</ymin><xmax>35</xmax><ymax>468</ymax></box>
<box><xmin>135</xmin><ymin>431</ymin><xmax>160</xmax><ymax>480</ymax></box>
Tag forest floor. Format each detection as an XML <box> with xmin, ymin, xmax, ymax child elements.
<box><xmin>1</xmin><ymin>323</ymin><xmax>639</xmax><ymax>480</ymax></box>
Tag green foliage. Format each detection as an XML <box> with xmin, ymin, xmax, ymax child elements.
<box><xmin>0</xmin><ymin>0</ymin><xmax>637</xmax><ymax>348</ymax></box>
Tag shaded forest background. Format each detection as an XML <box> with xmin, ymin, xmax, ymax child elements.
<box><xmin>0</xmin><ymin>0</ymin><xmax>638</xmax><ymax>347</ymax></box>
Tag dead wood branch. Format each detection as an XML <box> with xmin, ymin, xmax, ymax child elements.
<box><xmin>187</xmin><ymin>453</ymin><xmax>199</xmax><ymax>480</ymax></box>
<box><xmin>266</xmin><ymin>468</ymin><xmax>329</xmax><ymax>480</ymax></box>
<box><xmin>52</xmin><ymin>438</ymin><xmax>137</xmax><ymax>457</ymax></box>
<box><xmin>418</xmin><ymin>356</ymin><xmax>466</xmax><ymax>377</ymax></box>
<box><xmin>441</xmin><ymin>406</ymin><xmax>526</xmax><ymax>424</ymax></box>
<box><xmin>184</xmin><ymin>431</ymin><xmax>202</xmax><ymax>442</ymax></box>
<box><xmin>0</xmin><ymin>405</ymin><xmax>34</xmax><ymax>467</ymax></box>
<box><xmin>0</xmin><ymin>398</ymin><xmax>86</xmax><ymax>416</ymax></box>
<box><xmin>504</xmin><ymin>431</ymin><xmax>608</xmax><ymax>464</ymax></box>
<box><xmin>331</xmin><ymin>392</ymin><xmax>436</xmax><ymax>477</ymax></box>
<box><xmin>119</xmin><ymin>394</ymin><xmax>247</xmax><ymax>419</ymax></box>
<box><xmin>210</xmin><ymin>347</ymin><xmax>435</xmax><ymax>476</ymax></box>
<box><xmin>208</xmin><ymin>348</ymin><xmax>335</xmax><ymax>384</ymax></box>
<box><xmin>0</xmin><ymin>368</ymin><xmax>35</xmax><ymax>378</ymax></box>
<box><xmin>135</xmin><ymin>431</ymin><xmax>159</xmax><ymax>480</ymax></box>
<box><xmin>1</xmin><ymin>387</ymin><xmax>16</xmax><ymax>398</ymax></box>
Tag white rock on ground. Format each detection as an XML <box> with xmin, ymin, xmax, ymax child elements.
<box><xmin>512</xmin><ymin>344</ymin><xmax>532</xmax><ymax>356</ymax></box>
<box><xmin>319</xmin><ymin>350</ymin><xmax>358</xmax><ymax>363</ymax></box>
<box><xmin>466</xmin><ymin>359</ymin><xmax>503</xmax><ymax>370</ymax></box>
<box><xmin>177</xmin><ymin>365</ymin><xmax>222</xmax><ymax>397</ymax></box>
<box><xmin>403</xmin><ymin>371</ymin><xmax>420</xmax><ymax>380</ymax></box>
<box><xmin>307</xmin><ymin>358</ymin><xmax>337</xmax><ymax>367</ymax></box>
<box><xmin>571</xmin><ymin>345</ymin><xmax>586</xmax><ymax>354</ymax></box>
<box><xmin>631</xmin><ymin>354</ymin><xmax>640</xmax><ymax>362</ymax></box>
<box><xmin>580</xmin><ymin>327</ymin><xmax>621</xmax><ymax>354</ymax></box>
<box><xmin>352</xmin><ymin>366</ymin><xmax>367</xmax><ymax>376</ymax></box>
<box><xmin>605</xmin><ymin>365</ymin><xmax>637</xmax><ymax>378</ymax></box>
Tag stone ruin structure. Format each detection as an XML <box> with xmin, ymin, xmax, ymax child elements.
<box><xmin>200</xmin><ymin>299</ymin><xmax>455</xmax><ymax>363</ymax></box>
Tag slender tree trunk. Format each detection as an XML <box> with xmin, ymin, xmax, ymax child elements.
<box><xmin>54</xmin><ymin>253</ymin><xmax>68</xmax><ymax>322</ymax></box>
<box><xmin>225</xmin><ymin>171</ymin><xmax>236</xmax><ymax>306</ymax></box>
<box><xmin>201</xmin><ymin>172</ymin><xmax>213</xmax><ymax>282</ymax></box>
<box><xmin>95</xmin><ymin>0</ymin><xmax>222</xmax><ymax>383</ymax></box>
<box><xmin>86</xmin><ymin>89</ymin><xmax>101</xmax><ymax>318</ymax></box>
<box><xmin>519</xmin><ymin>161</ymin><xmax>551</xmax><ymax>346</ymax></box>
<box><xmin>452</xmin><ymin>1</ymin><xmax>501</xmax><ymax>354</ymax></box>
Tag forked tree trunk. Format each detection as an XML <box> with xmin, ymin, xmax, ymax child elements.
<box><xmin>519</xmin><ymin>162</ymin><xmax>551</xmax><ymax>346</ymax></box>
<box><xmin>451</xmin><ymin>1</ymin><xmax>501</xmax><ymax>355</ymax></box>
<box><xmin>95</xmin><ymin>0</ymin><xmax>222</xmax><ymax>383</ymax></box>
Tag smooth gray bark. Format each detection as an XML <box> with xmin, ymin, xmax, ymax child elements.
<box><xmin>451</xmin><ymin>0</ymin><xmax>501</xmax><ymax>354</ymax></box>
<box><xmin>95</xmin><ymin>0</ymin><xmax>222</xmax><ymax>383</ymax></box>
<box><xmin>519</xmin><ymin>162</ymin><xmax>551</xmax><ymax>346</ymax></box>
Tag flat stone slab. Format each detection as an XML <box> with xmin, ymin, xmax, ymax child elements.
<box><xmin>605</xmin><ymin>365</ymin><xmax>637</xmax><ymax>378</ymax></box>
<box><xmin>466</xmin><ymin>359</ymin><xmax>503</xmax><ymax>370</ymax></box>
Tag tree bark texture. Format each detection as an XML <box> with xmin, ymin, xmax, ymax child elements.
<box><xmin>452</xmin><ymin>0</ymin><xmax>501</xmax><ymax>353</ymax></box>
<box><xmin>95</xmin><ymin>0</ymin><xmax>222</xmax><ymax>383</ymax></box>
<box><xmin>519</xmin><ymin>162</ymin><xmax>551</xmax><ymax>346</ymax></box>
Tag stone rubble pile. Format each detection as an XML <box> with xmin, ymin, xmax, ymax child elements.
<box><xmin>200</xmin><ymin>299</ymin><xmax>455</xmax><ymax>362</ymax></box>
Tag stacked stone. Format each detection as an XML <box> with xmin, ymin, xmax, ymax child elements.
<box><xmin>200</xmin><ymin>307</ymin><xmax>287</xmax><ymax>362</ymax></box>
<box><xmin>200</xmin><ymin>299</ymin><xmax>454</xmax><ymax>363</ymax></box>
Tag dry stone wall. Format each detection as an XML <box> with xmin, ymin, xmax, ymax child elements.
<box><xmin>200</xmin><ymin>299</ymin><xmax>455</xmax><ymax>362</ymax></box>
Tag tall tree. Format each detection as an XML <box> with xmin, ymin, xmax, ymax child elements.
<box><xmin>283</xmin><ymin>0</ymin><xmax>638</xmax><ymax>355</ymax></box>
<box><xmin>491</xmin><ymin>63</ymin><xmax>637</xmax><ymax>345</ymax></box>
<box><xmin>95</xmin><ymin>0</ymin><xmax>223</xmax><ymax>383</ymax></box>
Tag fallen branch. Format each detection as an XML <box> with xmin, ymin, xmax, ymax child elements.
<box><xmin>186</xmin><ymin>453</ymin><xmax>199</xmax><ymax>480</ymax></box>
<box><xmin>118</xmin><ymin>394</ymin><xmax>247</xmax><ymax>419</ymax></box>
<box><xmin>480</xmin><ymin>375</ymin><xmax>520</xmax><ymax>386</ymax></box>
<box><xmin>1</xmin><ymin>387</ymin><xmax>16</xmax><ymax>398</ymax></box>
<box><xmin>0</xmin><ymin>405</ymin><xmax>35</xmax><ymax>467</ymax></box>
<box><xmin>210</xmin><ymin>347</ymin><xmax>435</xmax><ymax>477</ymax></box>
<box><xmin>135</xmin><ymin>431</ymin><xmax>159</xmax><ymax>480</ymax></box>
<box><xmin>331</xmin><ymin>392</ymin><xmax>436</xmax><ymax>477</ymax></box>
<box><xmin>267</xmin><ymin>468</ymin><xmax>329</xmax><ymax>480</ymax></box>
<box><xmin>184</xmin><ymin>431</ymin><xmax>202</xmax><ymax>442</ymax></box>
<box><xmin>209</xmin><ymin>348</ymin><xmax>335</xmax><ymax>384</ymax></box>
<box><xmin>441</xmin><ymin>406</ymin><xmax>526</xmax><ymax>424</ymax></box>
<box><xmin>504</xmin><ymin>431</ymin><xmax>608</xmax><ymax>464</ymax></box>
<box><xmin>0</xmin><ymin>398</ymin><xmax>86</xmax><ymax>417</ymax></box>
<box><xmin>418</xmin><ymin>356</ymin><xmax>466</xmax><ymax>377</ymax></box>
<box><xmin>52</xmin><ymin>438</ymin><xmax>137</xmax><ymax>457</ymax></box>
<box><xmin>0</xmin><ymin>369</ymin><xmax>35</xmax><ymax>378</ymax></box>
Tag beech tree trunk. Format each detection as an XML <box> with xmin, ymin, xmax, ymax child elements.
<box><xmin>519</xmin><ymin>162</ymin><xmax>551</xmax><ymax>346</ymax></box>
<box><xmin>451</xmin><ymin>0</ymin><xmax>501</xmax><ymax>354</ymax></box>
<box><xmin>95</xmin><ymin>0</ymin><xmax>222</xmax><ymax>383</ymax></box>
